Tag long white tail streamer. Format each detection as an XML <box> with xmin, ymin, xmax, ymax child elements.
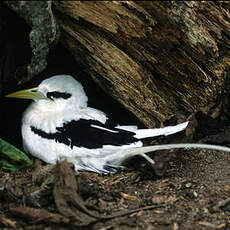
<box><xmin>96</xmin><ymin>143</ymin><xmax>230</xmax><ymax>165</ymax></box>
<box><xmin>126</xmin><ymin>143</ymin><xmax>230</xmax><ymax>159</ymax></box>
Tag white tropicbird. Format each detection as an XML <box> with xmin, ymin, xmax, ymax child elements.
<box><xmin>6</xmin><ymin>75</ymin><xmax>230</xmax><ymax>174</ymax></box>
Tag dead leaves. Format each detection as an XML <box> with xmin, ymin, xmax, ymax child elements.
<box><xmin>53</xmin><ymin>162</ymin><xmax>97</xmax><ymax>225</ymax></box>
<box><xmin>120</xmin><ymin>192</ymin><xmax>137</xmax><ymax>200</ymax></box>
<box><xmin>0</xmin><ymin>161</ymin><xmax>161</xmax><ymax>228</ymax></box>
<box><xmin>0</xmin><ymin>213</ymin><xmax>16</xmax><ymax>228</ymax></box>
<box><xmin>9</xmin><ymin>206</ymin><xmax>70</xmax><ymax>225</ymax></box>
<box><xmin>53</xmin><ymin>162</ymin><xmax>161</xmax><ymax>225</ymax></box>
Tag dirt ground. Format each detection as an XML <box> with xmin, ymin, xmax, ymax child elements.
<box><xmin>0</xmin><ymin>146</ymin><xmax>230</xmax><ymax>230</ymax></box>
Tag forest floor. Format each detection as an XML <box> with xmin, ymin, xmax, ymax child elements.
<box><xmin>1</xmin><ymin>146</ymin><xmax>230</xmax><ymax>230</ymax></box>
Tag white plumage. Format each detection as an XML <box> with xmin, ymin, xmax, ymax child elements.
<box><xmin>6</xmin><ymin>75</ymin><xmax>230</xmax><ymax>174</ymax></box>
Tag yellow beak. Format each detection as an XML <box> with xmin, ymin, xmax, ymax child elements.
<box><xmin>6</xmin><ymin>87</ymin><xmax>46</xmax><ymax>100</ymax></box>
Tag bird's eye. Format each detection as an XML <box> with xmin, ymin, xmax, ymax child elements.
<box><xmin>47</xmin><ymin>91</ymin><xmax>71</xmax><ymax>100</ymax></box>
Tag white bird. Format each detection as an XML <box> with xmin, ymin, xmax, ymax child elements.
<box><xmin>6</xmin><ymin>75</ymin><xmax>230</xmax><ymax>174</ymax></box>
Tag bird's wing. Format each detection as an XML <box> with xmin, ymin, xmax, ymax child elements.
<box><xmin>133</xmin><ymin>121</ymin><xmax>189</xmax><ymax>139</ymax></box>
<box><xmin>79</xmin><ymin>107</ymin><xmax>108</xmax><ymax>124</ymax></box>
<box><xmin>30</xmin><ymin>119</ymin><xmax>140</xmax><ymax>150</ymax></box>
<box><xmin>116</xmin><ymin>125</ymin><xmax>138</xmax><ymax>132</ymax></box>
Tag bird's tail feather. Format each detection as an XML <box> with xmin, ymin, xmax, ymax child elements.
<box><xmin>133</xmin><ymin>121</ymin><xmax>189</xmax><ymax>139</ymax></box>
<box><xmin>105</xmin><ymin>143</ymin><xmax>230</xmax><ymax>166</ymax></box>
<box><xmin>74</xmin><ymin>143</ymin><xmax>230</xmax><ymax>174</ymax></box>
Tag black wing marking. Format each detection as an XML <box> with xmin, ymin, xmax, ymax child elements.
<box><xmin>31</xmin><ymin>119</ymin><xmax>138</xmax><ymax>149</ymax></box>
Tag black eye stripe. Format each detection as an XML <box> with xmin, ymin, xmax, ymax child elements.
<box><xmin>47</xmin><ymin>91</ymin><xmax>71</xmax><ymax>99</ymax></box>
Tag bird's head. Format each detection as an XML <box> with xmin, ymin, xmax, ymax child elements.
<box><xmin>6</xmin><ymin>75</ymin><xmax>88</xmax><ymax>110</ymax></box>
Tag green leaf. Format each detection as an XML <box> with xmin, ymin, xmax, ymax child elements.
<box><xmin>0</xmin><ymin>138</ymin><xmax>33</xmax><ymax>172</ymax></box>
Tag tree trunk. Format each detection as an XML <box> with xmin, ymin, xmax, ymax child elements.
<box><xmin>1</xmin><ymin>1</ymin><xmax>230</xmax><ymax>127</ymax></box>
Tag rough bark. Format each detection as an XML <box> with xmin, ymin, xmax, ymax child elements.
<box><xmin>1</xmin><ymin>1</ymin><xmax>230</xmax><ymax>127</ymax></box>
<box><xmin>53</xmin><ymin>1</ymin><xmax>230</xmax><ymax>127</ymax></box>
<box><xmin>2</xmin><ymin>1</ymin><xmax>59</xmax><ymax>85</ymax></box>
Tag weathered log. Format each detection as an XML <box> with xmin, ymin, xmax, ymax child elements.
<box><xmin>53</xmin><ymin>1</ymin><xmax>230</xmax><ymax>127</ymax></box>
<box><xmin>1</xmin><ymin>1</ymin><xmax>230</xmax><ymax>127</ymax></box>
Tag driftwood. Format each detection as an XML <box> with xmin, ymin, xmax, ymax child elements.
<box><xmin>1</xmin><ymin>1</ymin><xmax>230</xmax><ymax>127</ymax></box>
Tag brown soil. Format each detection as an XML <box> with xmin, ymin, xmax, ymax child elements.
<box><xmin>1</xmin><ymin>147</ymin><xmax>230</xmax><ymax>230</ymax></box>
